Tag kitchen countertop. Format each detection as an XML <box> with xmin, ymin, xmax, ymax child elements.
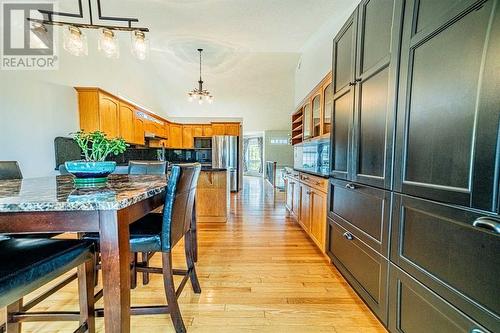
<box><xmin>0</xmin><ymin>175</ymin><xmax>167</xmax><ymax>212</ymax></box>
<box><xmin>286</xmin><ymin>167</ymin><xmax>329</xmax><ymax>179</ymax></box>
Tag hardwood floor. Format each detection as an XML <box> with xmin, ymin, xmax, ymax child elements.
<box><xmin>17</xmin><ymin>176</ymin><xmax>386</xmax><ymax>332</ymax></box>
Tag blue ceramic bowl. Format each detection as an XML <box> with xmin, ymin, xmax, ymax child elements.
<box><xmin>65</xmin><ymin>161</ymin><xmax>116</xmax><ymax>182</ymax></box>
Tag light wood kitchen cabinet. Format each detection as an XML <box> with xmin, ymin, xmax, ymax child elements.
<box><xmin>299</xmin><ymin>183</ymin><xmax>311</xmax><ymax>232</ymax></box>
<box><xmin>182</xmin><ymin>125</ymin><xmax>194</xmax><ymax>148</ymax></box>
<box><xmin>196</xmin><ymin>170</ymin><xmax>228</xmax><ymax>222</ymax></box>
<box><xmin>225</xmin><ymin>123</ymin><xmax>240</xmax><ymax>136</ymax></box>
<box><xmin>133</xmin><ymin>117</ymin><xmax>145</xmax><ymax>145</ymax></box>
<box><xmin>169</xmin><ymin>124</ymin><xmax>182</xmax><ymax>148</ymax></box>
<box><xmin>309</xmin><ymin>188</ymin><xmax>327</xmax><ymax>252</ymax></box>
<box><xmin>119</xmin><ymin>102</ymin><xmax>136</xmax><ymax>144</ymax></box>
<box><xmin>98</xmin><ymin>94</ymin><xmax>120</xmax><ymax>138</ymax></box>
<box><xmin>285</xmin><ymin>170</ymin><xmax>328</xmax><ymax>253</ymax></box>
<box><xmin>291</xmin><ymin>72</ymin><xmax>332</xmax><ymax>144</ymax></box>
<box><xmin>203</xmin><ymin>125</ymin><xmax>213</xmax><ymax>137</ymax></box>
<box><xmin>212</xmin><ymin>123</ymin><xmax>225</xmax><ymax>135</ymax></box>
<box><xmin>193</xmin><ymin>125</ymin><xmax>203</xmax><ymax>137</ymax></box>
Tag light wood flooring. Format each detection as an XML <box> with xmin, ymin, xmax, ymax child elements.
<box><xmin>15</xmin><ymin>176</ymin><xmax>387</xmax><ymax>332</ymax></box>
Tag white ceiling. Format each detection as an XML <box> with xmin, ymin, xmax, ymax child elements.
<box><xmin>43</xmin><ymin>0</ymin><xmax>357</xmax><ymax>131</ymax></box>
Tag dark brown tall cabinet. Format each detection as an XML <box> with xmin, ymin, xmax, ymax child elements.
<box><xmin>327</xmin><ymin>0</ymin><xmax>500</xmax><ymax>332</ymax></box>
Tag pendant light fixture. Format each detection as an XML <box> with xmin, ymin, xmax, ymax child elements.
<box><xmin>188</xmin><ymin>49</ymin><xmax>214</xmax><ymax>105</ymax></box>
<box><xmin>131</xmin><ymin>30</ymin><xmax>149</xmax><ymax>60</ymax></box>
<box><xmin>28</xmin><ymin>0</ymin><xmax>149</xmax><ymax>60</ymax></box>
<box><xmin>98</xmin><ymin>28</ymin><xmax>119</xmax><ymax>58</ymax></box>
<box><xmin>63</xmin><ymin>26</ymin><xmax>88</xmax><ymax>56</ymax></box>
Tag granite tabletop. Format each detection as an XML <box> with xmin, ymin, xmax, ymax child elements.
<box><xmin>0</xmin><ymin>174</ymin><xmax>168</xmax><ymax>212</ymax></box>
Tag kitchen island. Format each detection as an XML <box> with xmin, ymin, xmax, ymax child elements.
<box><xmin>196</xmin><ymin>168</ymin><xmax>229</xmax><ymax>223</ymax></box>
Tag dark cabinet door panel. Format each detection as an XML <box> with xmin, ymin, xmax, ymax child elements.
<box><xmin>395</xmin><ymin>0</ymin><xmax>500</xmax><ymax>211</ymax></box>
<box><xmin>331</xmin><ymin>90</ymin><xmax>354</xmax><ymax>179</ymax></box>
<box><xmin>328</xmin><ymin>178</ymin><xmax>391</xmax><ymax>256</ymax></box>
<box><xmin>391</xmin><ymin>194</ymin><xmax>500</xmax><ymax>331</ymax></box>
<box><xmin>333</xmin><ymin>10</ymin><xmax>357</xmax><ymax>94</ymax></box>
<box><xmin>352</xmin><ymin>0</ymin><xmax>403</xmax><ymax>189</ymax></box>
<box><xmin>354</xmin><ymin>68</ymin><xmax>390</xmax><ymax>183</ymax></box>
<box><xmin>327</xmin><ymin>219</ymin><xmax>388</xmax><ymax>324</ymax></box>
<box><xmin>388</xmin><ymin>264</ymin><xmax>491</xmax><ymax>333</ymax></box>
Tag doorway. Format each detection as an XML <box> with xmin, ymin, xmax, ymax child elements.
<box><xmin>243</xmin><ymin>136</ymin><xmax>263</xmax><ymax>177</ymax></box>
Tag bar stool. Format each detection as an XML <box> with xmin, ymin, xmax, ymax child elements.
<box><xmin>83</xmin><ymin>163</ymin><xmax>201</xmax><ymax>333</ymax></box>
<box><xmin>0</xmin><ymin>237</ymin><xmax>95</xmax><ymax>332</ymax></box>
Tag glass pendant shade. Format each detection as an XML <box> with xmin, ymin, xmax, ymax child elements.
<box><xmin>98</xmin><ymin>28</ymin><xmax>119</xmax><ymax>59</ymax></box>
<box><xmin>63</xmin><ymin>26</ymin><xmax>88</xmax><ymax>56</ymax></box>
<box><xmin>131</xmin><ymin>30</ymin><xmax>149</xmax><ymax>60</ymax></box>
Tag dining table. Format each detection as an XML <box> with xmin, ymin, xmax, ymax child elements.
<box><xmin>0</xmin><ymin>174</ymin><xmax>168</xmax><ymax>333</ymax></box>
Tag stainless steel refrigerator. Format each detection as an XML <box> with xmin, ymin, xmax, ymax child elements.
<box><xmin>212</xmin><ymin>136</ymin><xmax>238</xmax><ymax>192</ymax></box>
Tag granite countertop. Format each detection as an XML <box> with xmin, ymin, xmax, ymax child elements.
<box><xmin>0</xmin><ymin>174</ymin><xmax>167</xmax><ymax>212</ymax></box>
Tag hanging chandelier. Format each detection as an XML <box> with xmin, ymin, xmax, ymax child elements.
<box><xmin>188</xmin><ymin>49</ymin><xmax>214</xmax><ymax>104</ymax></box>
<box><xmin>27</xmin><ymin>0</ymin><xmax>150</xmax><ymax>60</ymax></box>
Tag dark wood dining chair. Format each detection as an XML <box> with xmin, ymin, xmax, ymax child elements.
<box><xmin>0</xmin><ymin>237</ymin><xmax>95</xmax><ymax>333</ymax></box>
<box><xmin>83</xmin><ymin>163</ymin><xmax>202</xmax><ymax>332</ymax></box>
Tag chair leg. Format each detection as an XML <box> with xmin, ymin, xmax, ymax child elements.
<box><xmin>6</xmin><ymin>299</ymin><xmax>22</xmax><ymax>333</ymax></box>
<box><xmin>131</xmin><ymin>252</ymin><xmax>137</xmax><ymax>290</ymax></box>
<box><xmin>191</xmin><ymin>200</ymin><xmax>198</xmax><ymax>263</ymax></box>
<box><xmin>77</xmin><ymin>254</ymin><xmax>96</xmax><ymax>333</ymax></box>
<box><xmin>162</xmin><ymin>252</ymin><xmax>186</xmax><ymax>333</ymax></box>
<box><xmin>142</xmin><ymin>252</ymin><xmax>150</xmax><ymax>285</ymax></box>
<box><xmin>185</xmin><ymin>231</ymin><xmax>201</xmax><ymax>294</ymax></box>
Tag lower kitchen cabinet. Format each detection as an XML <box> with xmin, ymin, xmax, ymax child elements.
<box><xmin>327</xmin><ymin>218</ymin><xmax>388</xmax><ymax>324</ymax></box>
<box><xmin>388</xmin><ymin>264</ymin><xmax>491</xmax><ymax>333</ymax></box>
<box><xmin>299</xmin><ymin>183</ymin><xmax>312</xmax><ymax>232</ymax></box>
<box><xmin>391</xmin><ymin>194</ymin><xmax>500</xmax><ymax>332</ymax></box>
<box><xmin>284</xmin><ymin>170</ymin><xmax>328</xmax><ymax>253</ymax></box>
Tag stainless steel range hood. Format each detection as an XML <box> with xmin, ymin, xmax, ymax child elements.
<box><xmin>144</xmin><ymin>132</ymin><xmax>167</xmax><ymax>140</ymax></box>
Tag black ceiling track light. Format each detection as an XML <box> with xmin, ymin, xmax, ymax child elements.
<box><xmin>27</xmin><ymin>0</ymin><xmax>150</xmax><ymax>59</ymax></box>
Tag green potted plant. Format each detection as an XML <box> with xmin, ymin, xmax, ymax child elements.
<box><xmin>65</xmin><ymin>131</ymin><xmax>128</xmax><ymax>186</ymax></box>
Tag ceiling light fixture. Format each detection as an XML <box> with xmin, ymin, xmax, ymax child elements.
<box><xmin>98</xmin><ymin>28</ymin><xmax>119</xmax><ymax>58</ymax></box>
<box><xmin>188</xmin><ymin>49</ymin><xmax>214</xmax><ymax>105</ymax></box>
<box><xmin>27</xmin><ymin>0</ymin><xmax>149</xmax><ymax>60</ymax></box>
<box><xmin>63</xmin><ymin>25</ymin><xmax>88</xmax><ymax>56</ymax></box>
<box><xmin>131</xmin><ymin>30</ymin><xmax>149</xmax><ymax>60</ymax></box>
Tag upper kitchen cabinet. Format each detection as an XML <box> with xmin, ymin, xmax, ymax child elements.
<box><xmin>224</xmin><ymin>123</ymin><xmax>240</xmax><ymax>136</ymax></box>
<box><xmin>322</xmin><ymin>82</ymin><xmax>333</xmax><ymax>135</ymax></box>
<box><xmin>118</xmin><ymin>102</ymin><xmax>137</xmax><ymax>144</ymax></box>
<box><xmin>394</xmin><ymin>0</ymin><xmax>500</xmax><ymax>211</ymax></box>
<box><xmin>312</xmin><ymin>94</ymin><xmax>321</xmax><ymax>137</ymax></box>
<box><xmin>77</xmin><ymin>88</ymin><xmax>120</xmax><ymax>139</ymax></box>
<box><xmin>331</xmin><ymin>0</ymin><xmax>403</xmax><ymax>190</ymax></box>
<box><xmin>211</xmin><ymin>123</ymin><xmax>240</xmax><ymax>136</ymax></box>
<box><xmin>212</xmin><ymin>123</ymin><xmax>225</xmax><ymax>135</ymax></box>
<box><xmin>182</xmin><ymin>125</ymin><xmax>194</xmax><ymax>149</ymax></box>
<box><xmin>203</xmin><ymin>125</ymin><xmax>213</xmax><ymax>137</ymax></box>
<box><xmin>331</xmin><ymin>10</ymin><xmax>357</xmax><ymax>180</ymax></box>
<box><xmin>303</xmin><ymin>103</ymin><xmax>312</xmax><ymax>140</ymax></box>
<box><xmin>133</xmin><ymin>116</ymin><xmax>145</xmax><ymax>146</ymax></box>
<box><xmin>168</xmin><ymin>124</ymin><xmax>183</xmax><ymax>148</ymax></box>
<box><xmin>193</xmin><ymin>125</ymin><xmax>203</xmax><ymax>137</ymax></box>
<box><xmin>352</xmin><ymin>0</ymin><xmax>403</xmax><ymax>189</ymax></box>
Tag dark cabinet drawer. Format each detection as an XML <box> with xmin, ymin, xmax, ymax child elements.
<box><xmin>327</xmin><ymin>219</ymin><xmax>388</xmax><ymax>324</ymax></box>
<box><xmin>389</xmin><ymin>264</ymin><xmax>491</xmax><ymax>333</ymax></box>
<box><xmin>391</xmin><ymin>194</ymin><xmax>500</xmax><ymax>332</ymax></box>
<box><xmin>328</xmin><ymin>178</ymin><xmax>391</xmax><ymax>257</ymax></box>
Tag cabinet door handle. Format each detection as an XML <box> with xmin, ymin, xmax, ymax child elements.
<box><xmin>355</xmin><ymin>78</ymin><xmax>362</xmax><ymax>83</ymax></box>
<box><xmin>345</xmin><ymin>183</ymin><xmax>356</xmax><ymax>190</ymax></box>
<box><xmin>343</xmin><ymin>232</ymin><xmax>354</xmax><ymax>241</ymax></box>
<box><xmin>348</xmin><ymin>81</ymin><xmax>356</xmax><ymax>86</ymax></box>
<box><xmin>290</xmin><ymin>182</ymin><xmax>295</xmax><ymax>185</ymax></box>
<box><xmin>306</xmin><ymin>190</ymin><xmax>312</xmax><ymax>195</ymax></box>
<box><xmin>472</xmin><ymin>217</ymin><xmax>500</xmax><ymax>234</ymax></box>
<box><xmin>470</xmin><ymin>329</ymin><xmax>485</xmax><ymax>333</ymax></box>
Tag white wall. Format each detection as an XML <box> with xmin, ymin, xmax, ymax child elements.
<box><xmin>0</xmin><ymin>73</ymin><xmax>78</xmax><ymax>178</ymax></box>
<box><xmin>294</xmin><ymin>0</ymin><xmax>361</xmax><ymax>106</ymax></box>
